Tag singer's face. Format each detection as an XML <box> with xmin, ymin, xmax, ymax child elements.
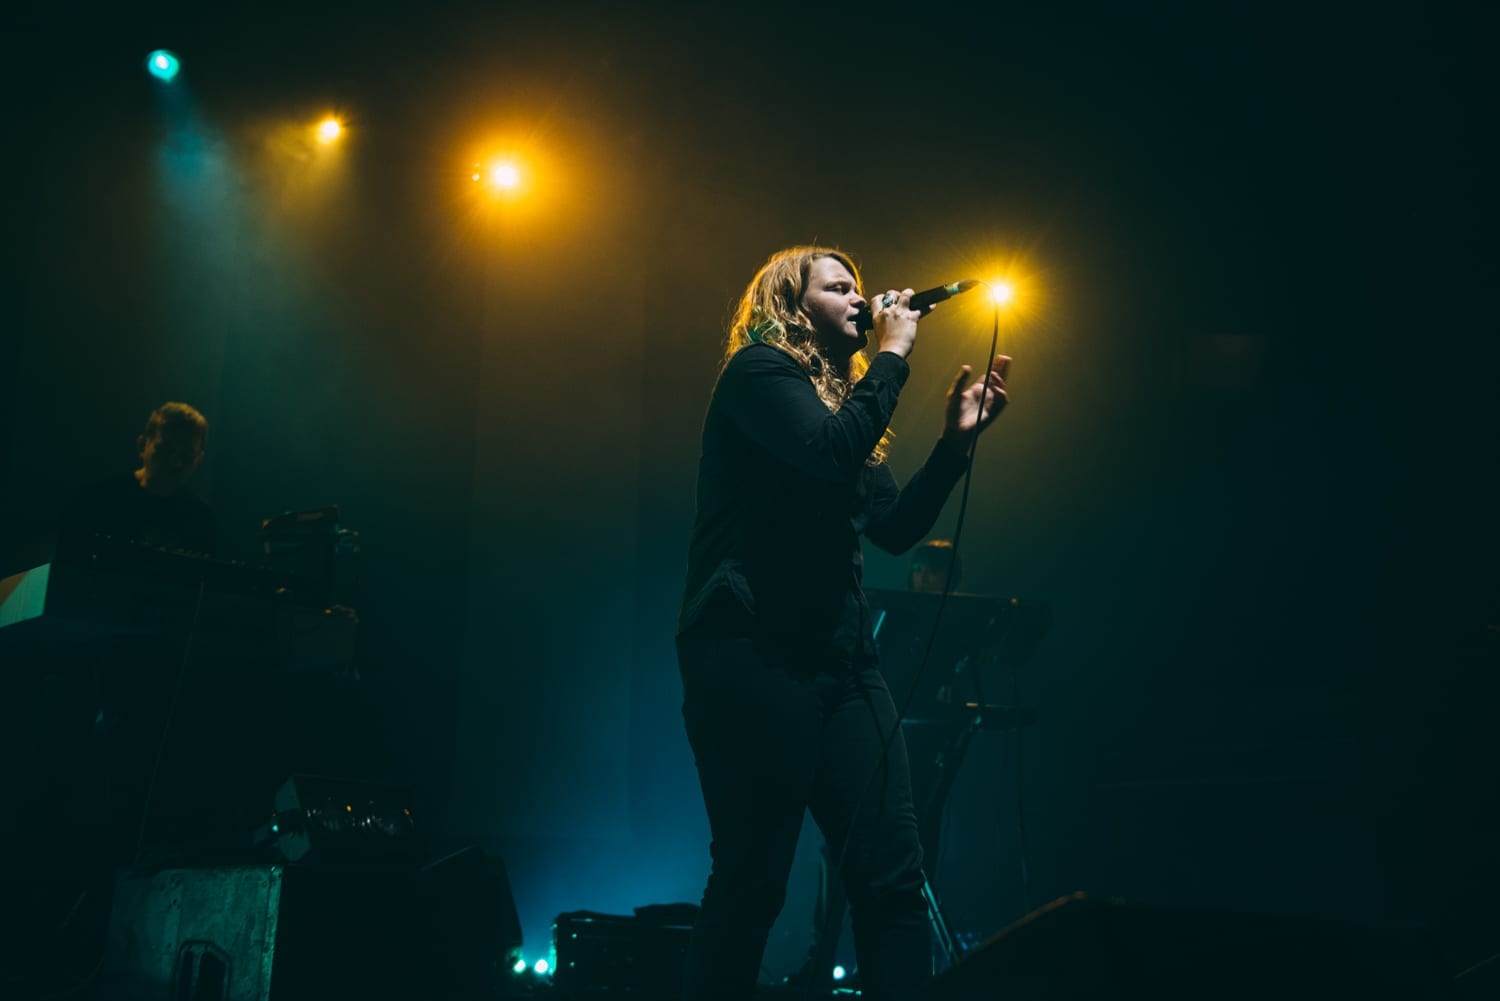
<box><xmin>802</xmin><ymin>257</ymin><xmax>866</xmax><ymax>354</ymax></box>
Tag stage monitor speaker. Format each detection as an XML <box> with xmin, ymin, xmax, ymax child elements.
<box><xmin>922</xmin><ymin>893</ymin><xmax>1453</xmax><ymax>1001</ymax></box>
<box><xmin>421</xmin><ymin>844</ymin><xmax>525</xmax><ymax>995</ymax></box>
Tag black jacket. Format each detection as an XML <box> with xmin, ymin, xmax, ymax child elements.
<box><xmin>679</xmin><ymin>343</ymin><xmax>967</xmax><ymax>663</ymax></box>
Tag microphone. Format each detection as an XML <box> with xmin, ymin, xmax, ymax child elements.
<box><xmin>856</xmin><ymin>280</ymin><xmax>980</xmax><ymax>331</ymax></box>
<box><xmin>908</xmin><ymin>279</ymin><xmax>981</xmax><ymax>311</ymax></box>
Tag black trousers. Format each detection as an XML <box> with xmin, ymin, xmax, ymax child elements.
<box><xmin>676</xmin><ymin>625</ymin><xmax>930</xmax><ymax>1001</ymax></box>
<box><xmin>805</xmin><ymin>719</ymin><xmax>955</xmax><ymax>979</ymax></box>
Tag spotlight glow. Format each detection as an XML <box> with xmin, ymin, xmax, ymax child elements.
<box><xmin>317</xmin><ymin>117</ymin><xmax>342</xmax><ymax>143</ymax></box>
<box><xmin>946</xmin><ymin>250</ymin><xmax>1047</xmax><ymax>328</ymax></box>
<box><xmin>145</xmin><ymin>50</ymin><xmax>180</xmax><ymax>82</ymax></box>
<box><xmin>512</xmin><ymin>959</ymin><xmax>527</xmax><ymax>975</ymax></box>
<box><xmin>462</xmin><ymin>141</ymin><xmax>558</xmax><ymax>223</ymax></box>
<box><xmin>490</xmin><ymin>161</ymin><xmax>521</xmax><ymax>190</ymax></box>
<box><xmin>832</xmin><ymin>965</ymin><xmax>847</xmax><ymax>981</ymax></box>
<box><xmin>533</xmin><ymin>959</ymin><xmax>550</xmax><ymax>975</ymax></box>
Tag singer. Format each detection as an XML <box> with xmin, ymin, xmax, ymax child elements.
<box><xmin>675</xmin><ymin>245</ymin><xmax>1010</xmax><ymax>1001</ymax></box>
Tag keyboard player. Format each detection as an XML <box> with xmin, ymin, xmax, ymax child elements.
<box><xmin>4</xmin><ymin>401</ymin><xmax>219</xmax><ymax>875</ymax></box>
<box><xmin>58</xmin><ymin>400</ymin><xmax>215</xmax><ymax>557</ymax></box>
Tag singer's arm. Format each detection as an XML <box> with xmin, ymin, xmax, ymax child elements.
<box><xmin>863</xmin><ymin>443</ymin><xmax>968</xmax><ymax>555</ymax></box>
<box><xmin>715</xmin><ymin>343</ymin><xmax>909</xmax><ymax>483</ymax></box>
<box><xmin>865</xmin><ymin>356</ymin><xmax>1009</xmax><ymax>554</ymax></box>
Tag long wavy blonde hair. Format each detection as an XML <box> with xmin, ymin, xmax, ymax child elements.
<box><xmin>724</xmin><ymin>245</ymin><xmax>891</xmax><ymax>463</ymax></box>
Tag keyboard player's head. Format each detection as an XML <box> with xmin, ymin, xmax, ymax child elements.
<box><xmin>909</xmin><ymin>538</ymin><xmax>963</xmax><ymax>595</ymax></box>
<box><xmin>136</xmin><ymin>401</ymin><xmax>208</xmax><ymax>497</ymax></box>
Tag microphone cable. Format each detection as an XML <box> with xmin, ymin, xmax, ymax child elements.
<box><xmin>819</xmin><ymin>288</ymin><xmax>1005</xmax><ymax>990</ymax></box>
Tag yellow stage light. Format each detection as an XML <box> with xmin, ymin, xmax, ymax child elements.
<box><xmin>317</xmin><ymin>117</ymin><xmax>342</xmax><ymax>143</ymax></box>
<box><xmin>930</xmin><ymin>248</ymin><xmax>1048</xmax><ymax>335</ymax></box>
<box><xmin>489</xmin><ymin>162</ymin><xmax>521</xmax><ymax>190</ymax></box>
<box><xmin>457</xmin><ymin>139</ymin><xmax>569</xmax><ymax>235</ymax></box>
<box><xmin>470</xmin><ymin>159</ymin><xmax>524</xmax><ymax>195</ymax></box>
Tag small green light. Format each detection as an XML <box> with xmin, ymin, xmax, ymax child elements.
<box><xmin>534</xmin><ymin>959</ymin><xmax>550</xmax><ymax>975</ymax></box>
<box><xmin>270</xmin><ymin>823</ymin><xmax>279</xmax><ymax>834</ymax></box>
<box><xmin>146</xmin><ymin>50</ymin><xmax>180</xmax><ymax>82</ymax></box>
<box><xmin>512</xmin><ymin>959</ymin><xmax>526</xmax><ymax>975</ymax></box>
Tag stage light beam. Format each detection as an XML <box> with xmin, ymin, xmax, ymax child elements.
<box><xmin>317</xmin><ymin>117</ymin><xmax>343</xmax><ymax>143</ymax></box>
<box><xmin>146</xmin><ymin>50</ymin><xmax>180</xmax><ymax>82</ymax></box>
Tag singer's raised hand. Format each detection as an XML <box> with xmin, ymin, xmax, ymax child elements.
<box><xmin>940</xmin><ymin>354</ymin><xmax>1011</xmax><ymax>451</ymax></box>
<box><xmin>872</xmin><ymin>287</ymin><xmax>923</xmax><ymax>359</ymax></box>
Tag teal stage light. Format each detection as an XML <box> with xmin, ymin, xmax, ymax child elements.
<box><xmin>832</xmin><ymin>965</ymin><xmax>847</xmax><ymax>981</ymax></box>
<box><xmin>146</xmin><ymin>50</ymin><xmax>180</xmax><ymax>82</ymax></box>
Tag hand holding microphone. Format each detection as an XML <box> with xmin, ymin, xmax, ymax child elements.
<box><xmin>858</xmin><ymin>279</ymin><xmax>981</xmax><ymax>359</ymax></box>
<box><xmin>870</xmin><ymin>287</ymin><xmax>922</xmax><ymax>358</ymax></box>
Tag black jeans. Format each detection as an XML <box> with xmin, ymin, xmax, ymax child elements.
<box><xmin>676</xmin><ymin>625</ymin><xmax>930</xmax><ymax>1001</ymax></box>
<box><xmin>805</xmin><ymin>719</ymin><xmax>954</xmax><ymax>980</ymax></box>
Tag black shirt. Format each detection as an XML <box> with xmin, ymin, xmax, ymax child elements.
<box><xmin>679</xmin><ymin>343</ymin><xmax>968</xmax><ymax>664</ymax></box>
<box><xmin>60</xmin><ymin>472</ymin><xmax>216</xmax><ymax>557</ymax></box>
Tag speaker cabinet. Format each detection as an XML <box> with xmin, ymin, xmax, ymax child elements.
<box><xmin>100</xmin><ymin>858</ymin><xmax>519</xmax><ymax>1001</ymax></box>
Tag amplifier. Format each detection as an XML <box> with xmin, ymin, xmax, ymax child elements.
<box><xmin>552</xmin><ymin>907</ymin><xmax>696</xmax><ymax>994</ymax></box>
<box><xmin>100</xmin><ymin>854</ymin><xmax>521</xmax><ymax>1001</ymax></box>
<box><xmin>101</xmin><ymin>864</ymin><xmax>426</xmax><ymax>1000</ymax></box>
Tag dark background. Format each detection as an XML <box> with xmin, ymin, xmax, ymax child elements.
<box><xmin>3</xmin><ymin>0</ymin><xmax>1495</xmax><ymax>983</ymax></box>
